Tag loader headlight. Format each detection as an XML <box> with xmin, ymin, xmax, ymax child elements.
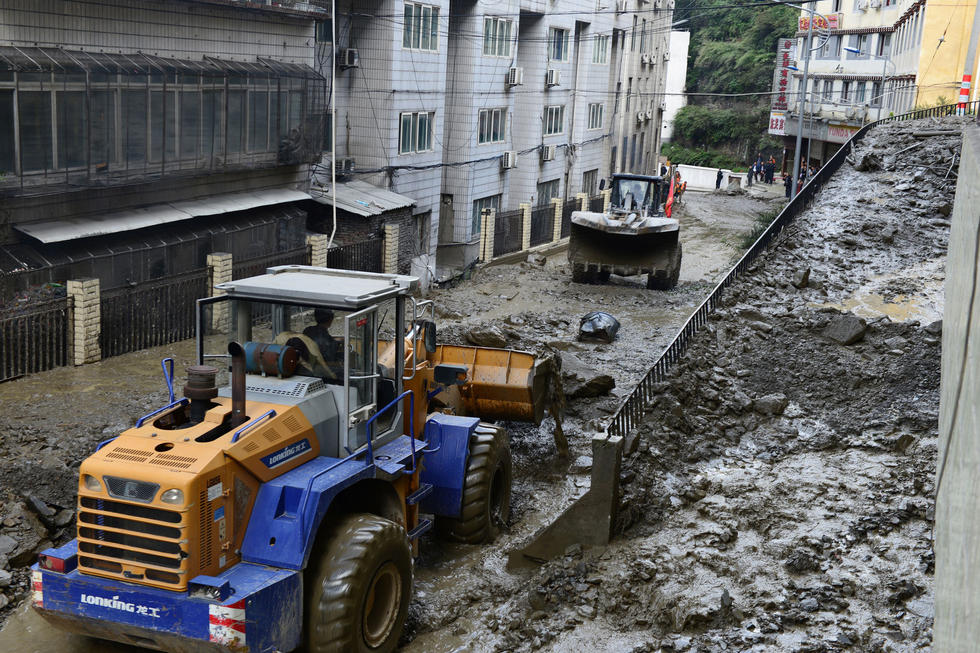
<box><xmin>83</xmin><ymin>475</ymin><xmax>102</xmax><ymax>492</ymax></box>
<box><xmin>160</xmin><ymin>488</ymin><xmax>184</xmax><ymax>505</ymax></box>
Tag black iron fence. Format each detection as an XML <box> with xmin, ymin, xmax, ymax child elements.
<box><xmin>562</xmin><ymin>198</ymin><xmax>579</xmax><ymax>238</ymax></box>
<box><xmin>529</xmin><ymin>204</ymin><xmax>555</xmax><ymax>247</ymax></box>
<box><xmin>232</xmin><ymin>246</ymin><xmax>311</xmax><ymax>280</ymax></box>
<box><xmin>589</xmin><ymin>195</ymin><xmax>604</xmax><ymax>213</ymax></box>
<box><xmin>0</xmin><ymin>297</ymin><xmax>71</xmax><ymax>382</ymax></box>
<box><xmin>606</xmin><ymin>100</ymin><xmax>979</xmax><ymax>439</ymax></box>
<box><xmin>327</xmin><ymin>239</ymin><xmax>383</xmax><ymax>273</ymax></box>
<box><xmin>493</xmin><ymin>209</ymin><xmax>524</xmax><ymax>257</ymax></box>
<box><xmin>100</xmin><ymin>269</ymin><xmax>209</xmax><ymax>359</ymax></box>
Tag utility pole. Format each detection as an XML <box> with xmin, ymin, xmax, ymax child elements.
<box><xmin>959</xmin><ymin>0</ymin><xmax>980</xmax><ymax>115</ymax></box>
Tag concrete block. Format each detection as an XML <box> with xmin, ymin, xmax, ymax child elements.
<box><xmin>479</xmin><ymin>208</ymin><xmax>496</xmax><ymax>262</ymax></box>
<box><xmin>383</xmin><ymin>224</ymin><xmax>400</xmax><ymax>274</ymax></box>
<box><xmin>306</xmin><ymin>234</ymin><xmax>328</xmax><ymax>268</ymax></box>
<box><xmin>551</xmin><ymin>197</ymin><xmax>562</xmax><ymax>242</ymax></box>
<box><xmin>520</xmin><ymin>202</ymin><xmax>531</xmax><ymax>251</ymax></box>
<box><xmin>576</xmin><ymin>192</ymin><xmax>588</xmax><ymax>211</ymax></box>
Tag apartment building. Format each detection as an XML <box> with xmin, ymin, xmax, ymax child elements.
<box><xmin>0</xmin><ymin>0</ymin><xmax>325</xmax><ymax>292</ymax></box>
<box><xmin>769</xmin><ymin>0</ymin><xmax>978</xmax><ymax>171</ymax></box>
<box><xmin>319</xmin><ymin>0</ymin><xmax>674</xmax><ymax>279</ymax></box>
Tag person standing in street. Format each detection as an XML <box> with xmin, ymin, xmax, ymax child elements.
<box><xmin>784</xmin><ymin>173</ymin><xmax>792</xmax><ymax>198</ymax></box>
<box><xmin>716</xmin><ymin>168</ymin><xmax>723</xmax><ymax>189</ymax></box>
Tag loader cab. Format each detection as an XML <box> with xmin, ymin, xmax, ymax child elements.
<box><xmin>197</xmin><ymin>266</ymin><xmax>420</xmax><ymax>457</ymax></box>
<box><xmin>610</xmin><ymin>174</ymin><xmax>665</xmax><ymax>215</ymax></box>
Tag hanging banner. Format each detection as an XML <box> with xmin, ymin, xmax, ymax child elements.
<box><xmin>768</xmin><ymin>111</ymin><xmax>787</xmax><ymax>136</ymax></box>
<box><xmin>771</xmin><ymin>39</ymin><xmax>796</xmax><ymax>111</ymax></box>
<box><xmin>799</xmin><ymin>14</ymin><xmax>841</xmax><ymax>31</ymax></box>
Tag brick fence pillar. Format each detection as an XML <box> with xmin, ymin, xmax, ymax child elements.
<box><xmin>551</xmin><ymin>197</ymin><xmax>563</xmax><ymax>242</ymax></box>
<box><xmin>383</xmin><ymin>224</ymin><xmax>400</xmax><ymax>274</ymax></box>
<box><xmin>207</xmin><ymin>252</ymin><xmax>233</xmax><ymax>333</ymax></box>
<box><xmin>576</xmin><ymin>192</ymin><xmax>589</xmax><ymax>211</ymax></box>
<box><xmin>67</xmin><ymin>278</ymin><xmax>101</xmax><ymax>366</ymax></box>
<box><xmin>306</xmin><ymin>234</ymin><xmax>328</xmax><ymax>268</ymax></box>
<box><xmin>520</xmin><ymin>202</ymin><xmax>531</xmax><ymax>251</ymax></box>
<box><xmin>601</xmin><ymin>188</ymin><xmax>612</xmax><ymax>212</ymax></box>
<box><xmin>479</xmin><ymin>208</ymin><xmax>496</xmax><ymax>262</ymax></box>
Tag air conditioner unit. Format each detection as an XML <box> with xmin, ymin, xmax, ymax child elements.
<box><xmin>856</xmin><ymin>0</ymin><xmax>868</xmax><ymax>10</ymax></box>
<box><xmin>641</xmin><ymin>53</ymin><xmax>651</xmax><ymax>65</ymax></box>
<box><xmin>335</xmin><ymin>157</ymin><xmax>355</xmax><ymax>175</ymax></box>
<box><xmin>501</xmin><ymin>151</ymin><xmax>518</xmax><ymax>169</ymax></box>
<box><xmin>637</xmin><ymin>111</ymin><xmax>646</xmax><ymax>123</ymax></box>
<box><xmin>645</xmin><ymin>110</ymin><xmax>653</xmax><ymax>120</ymax></box>
<box><xmin>541</xmin><ymin>144</ymin><xmax>557</xmax><ymax>162</ymax></box>
<box><xmin>662</xmin><ymin>51</ymin><xmax>670</xmax><ymax>62</ymax></box>
<box><xmin>869</xmin><ymin>0</ymin><xmax>881</xmax><ymax>7</ymax></box>
<box><xmin>545</xmin><ymin>68</ymin><xmax>561</xmax><ymax>86</ymax></box>
<box><xmin>507</xmin><ymin>66</ymin><xmax>524</xmax><ymax>86</ymax></box>
<box><xmin>659</xmin><ymin>101</ymin><xmax>667</xmax><ymax>111</ymax></box>
<box><xmin>339</xmin><ymin>48</ymin><xmax>359</xmax><ymax>68</ymax></box>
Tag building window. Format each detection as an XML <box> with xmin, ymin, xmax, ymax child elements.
<box><xmin>483</xmin><ymin>17</ymin><xmax>513</xmax><ymax>57</ymax></box>
<box><xmin>847</xmin><ymin>34</ymin><xmax>869</xmax><ymax>58</ymax></box>
<box><xmin>593</xmin><ymin>34</ymin><xmax>610</xmax><ymax>64</ymax></box>
<box><xmin>871</xmin><ymin>81</ymin><xmax>882</xmax><ymax>107</ymax></box>
<box><xmin>544</xmin><ymin>105</ymin><xmax>564</xmax><ymax>136</ymax></box>
<box><xmin>856</xmin><ymin>81</ymin><xmax>867</xmax><ymax>103</ymax></box>
<box><xmin>877</xmin><ymin>33</ymin><xmax>891</xmax><ymax>57</ymax></box>
<box><xmin>833</xmin><ymin>0</ymin><xmax>842</xmax><ymax>10</ymax></box>
<box><xmin>472</xmin><ymin>194</ymin><xmax>501</xmax><ymax>235</ymax></box>
<box><xmin>316</xmin><ymin>19</ymin><xmax>333</xmax><ymax>42</ymax></box>
<box><xmin>583</xmin><ymin>169</ymin><xmax>599</xmax><ymax>196</ymax></box>
<box><xmin>587</xmin><ymin>103</ymin><xmax>603</xmax><ymax>130</ymax></box>
<box><xmin>399</xmin><ymin>111</ymin><xmax>434</xmax><ymax>154</ymax></box>
<box><xmin>821</xmin><ymin>35</ymin><xmax>842</xmax><ymax>59</ymax></box>
<box><xmin>841</xmin><ymin>81</ymin><xmax>851</xmax><ymax>101</ymax></box>
<box><xmin>549</xmin><ymin>27</ymin><xmax>570</xmax><ymax>61</ymax></box>
<box><xmin>537</xmin><ymin>179</ymin><xmax>560</xmax><ymax>207</ymax></box>
<box><xmin>403</xmin><ymin>2</ymin><xmax>439</xmax><ymax>52</ymax></box>
<box><xmin>631</xmin><ymin>16</ymin><xmax>638</xmax><ymax>51</ymax></box>
<box><xmin>478</xmin><ymin>108</ymin><xmax>506</xmax><ymax>144</ymax></box>
<box><xmin>822</xmin><ymin>80</ymin><xmax>834</xmax><ymax>102</ymax></box>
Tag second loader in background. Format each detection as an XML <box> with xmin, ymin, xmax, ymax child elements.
<box><xmin>568</xmin><ymin>173</ymin><xmax>682</xmax><ymax>290</ymax></box>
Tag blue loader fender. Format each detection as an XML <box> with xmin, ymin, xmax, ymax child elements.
<box><xmin>419</xmin><ymin>414</ymin><xmax>481</xmax><ymax>518</ymax></box>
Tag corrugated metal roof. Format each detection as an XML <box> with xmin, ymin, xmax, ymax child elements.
<box><xmin>309</xmin><ymin>179</ymin><xmax>416</xmax><ymax>217</ymax></box>
<box><xmin>15</xmin><ymin>188</ymin><xmax>311</xmax><ymax>244</ymax></box>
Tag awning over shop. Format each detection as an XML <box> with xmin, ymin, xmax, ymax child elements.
<box><xmin>310</xmin><ymin>179</ymin><xmax>416</xmax><ymax>217</ymax></box>
<box><xmin>14</xmin><ymin>188</ymin><xmax>312</xmax><ymax>244</ymax></box>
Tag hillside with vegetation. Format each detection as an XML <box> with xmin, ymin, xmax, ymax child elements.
<box><xmin>665</xmin><ymin>0</ymin><xmax>798</xmax><ymax>170</ymax></box>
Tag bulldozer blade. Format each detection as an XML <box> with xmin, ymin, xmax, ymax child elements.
<box><xmin>568</xmin><ymin>222</ymin><xmax>679</xmax><ymax>277</ymax></box>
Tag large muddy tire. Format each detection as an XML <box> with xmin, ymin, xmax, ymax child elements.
<box><xmin>437</xmin><ymin>423</ymin><xmax>512</xmax><ymax>544</ymax></box>
<box><xmin>647</xmin><ymin>242</ymin><xmax>682</xmax><ymax>290</ymax></box>
<box><xmin>306</xmin><ymin>513</ymin><xmax>412</xmax><ymax>653</ymax></box>
<box><xmin>571</xmin><ymin>263</ymin><xmax>593</xmax><ymax>284</ymax></box>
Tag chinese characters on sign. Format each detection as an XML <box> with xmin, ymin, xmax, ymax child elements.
<box><xmin>768</xmin><ymin>112</ymin><xmax>786</xmax><ymax>136</ymax></box>
<box><xmin>798</xmin><ymin>14</ymin><xmax>841</xmax><ymax>31</ymax></box>
<box><xmin>771</xmin><ymin>38</ymin><xmax>796</xmax><ymax>112</ymax></box>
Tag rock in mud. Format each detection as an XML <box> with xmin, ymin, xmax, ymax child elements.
<box><xmin>855</xmin><ymin>151</ymin><xmax>882</xmax><ymax>171</ymax></box>
<box><xmin>792</xmin><ymin>268</ymin><xmax>810</xmax><ymax>289</ymax></box>
<box><xmin>925</xmin><ymin>319</ymin><xmax>942</xmax><ymax>335</ymax></box>
<box><xmin>823</xmin><ymin>314</ymin><xmax>867</xmax><ymax>345</ymax></box>
<box><xmin>526</xmin><ymin>253</ymin><xmax>547</xmax><ymax>267</ymax></box>
<box><xmin>0</xmin><ymin>536</ymin><xmax>14</xmax><ymax>557</ymax></box>
<box><xmin>754</xmin><ymin>393</ymin><xmax>789</xmax><ymax>416</ymax></box>
<box><xmin>561</xmin><ymin>353</ymin><xmax>616</xmax><ymax>399</ymax></box>
<box><xmin>465</xmin><ymin>326</ymin><xmax>508</xmax><ymax>348</ymax></box>
<box><xmin>0</xmin><ymin>569</ymin><xmax>10</xmax><ymax>588</ymax></box>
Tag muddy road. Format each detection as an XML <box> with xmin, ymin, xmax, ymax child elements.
<box><xmin>0</xmin><ymin>190</ymin><xmax>773</xmax><ymax>651</ymax></box>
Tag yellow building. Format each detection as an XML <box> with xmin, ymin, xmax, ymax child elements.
<box><xmin>914</xmin><ymin>0</ymin><xmax>978</xmax><ymax>107</ymax></box>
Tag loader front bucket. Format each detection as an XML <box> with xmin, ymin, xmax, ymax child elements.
<box><xmin>431</xmin><ymin>344</ymin><xmax>552</xmax><ymax>424</ymax></box>
<box><xmin>567</xmin><ymin>222</ymin><xmax>680</xmax><ymax>277</ymax></box>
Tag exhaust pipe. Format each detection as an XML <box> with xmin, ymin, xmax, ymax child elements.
<box><xmin>228</xmin><ymin>342</ymin><xmax>248</xmax><ymax>428</ymax></box>
<box><xmin>183</xmin><ymin>365</ymin><xmax>219</xmax><ymax>425</ymax></box>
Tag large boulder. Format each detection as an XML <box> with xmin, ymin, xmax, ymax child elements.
<box><xmin>823</xmin><ymin>314</ymin><xmax>867</xmax><ymax>345</ymax></box>
<box><xmin>561</xmin><ymin>353</ymin><xmax>615</xmax><ymax>398</ymax></box>
<box><xmin>465</xmin><ymin>325</ymin><xmax>509</xmax><ymax>348</ymax></box>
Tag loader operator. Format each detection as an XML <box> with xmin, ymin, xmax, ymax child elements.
<box><xmin>281</xmin><ymin>309</ymin><xmax>344</xmax><ymax>381</ymax></box>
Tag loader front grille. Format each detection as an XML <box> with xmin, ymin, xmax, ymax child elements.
<box><xmin>77</xmin><ymin>495</ymin><xmax>188</xmax><ymax>589</ymax></box>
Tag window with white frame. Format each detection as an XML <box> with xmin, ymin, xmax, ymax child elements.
<box><xmin>472</xmin><ymin>194</ymin><xmax>500</xmax><ymax>235</ymax></box>
<box><xmin>583</xmin><ymin>169</ymin><xmax>598</xmax><ymax>196</ymax></box>
<box><xmin>587</xmin><ymin>103</ymin><xmax>603</xmax><ymax>130</ymax></box>
<box><xmin>593</xmin><ymin>34</ymin><xmax>609</xmax><ymax>64</ymax></box>
<box><xmin>316</xmin><ymin>19</ymin><xmax>333</xmax><ymax>43</ymax></box>
<box><xmin>544</xmin><ymin>105</ymin><xmax>564</xmax><ymax>136</ymax></box>
<box><xmin>403</xmin><ymin>2</ymin><xmax>439</xmax><ymax>52</ymax></box>
<box><xmin>871</xmin><ymin>81</ymin><xmax>882</xmax><ymax>107</ymax></box>
<box><xmin>483</xmin><ymin>17</ymin><xmax>512</xmax><ymax>57</ymax></box>
<box><xmin>549</xmin><ymin>27</ymin><xmax>570</xmax><ymax>61</ymax></box>
<box><xmin>822</xmin><ymin>80</ymin><xmax>834</xmax><ymax>102</ymax></box>
<box><xmin>478</xmin><ymin>108</ymin><xmax>506</xmax><ymax>144</ymax></box>
<box><xmin>877</xmin><ymin>33</ymin><xmax>891</xmax><ymax>56</ymax></box>
<box><xmin>856</xmin><ymin>81</ymin><xmax>867</xmax><ymax>103</ymax></box>
<box><xmin>841</xmin><ymin>80</ymin><xmax>851</xmax><ymax>101</ymax></box>
<box><xmin>399</xmin><ymin>111</ymin><xmax>434</xmax><ymax>154</ymax></box>
<box><xmin>536</xmin><ymin>179</ymin><xmax>559</xmax><ymax>207</ymax></box>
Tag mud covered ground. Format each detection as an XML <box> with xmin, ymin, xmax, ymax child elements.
<box><xmin>400</xmin><ymin>119</ymin><xmax>962</xmax><ymax>653</ymax></box>
<box><xmin>0</xmin><ymin>188</ymin><xmax>773</xmax><ymax>649</ymax></box>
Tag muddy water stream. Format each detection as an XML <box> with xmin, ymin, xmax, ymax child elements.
<box><xmin>0</xmin><ymin>190</ymin><xmax>773</xmax><ymax>652</ymax></box>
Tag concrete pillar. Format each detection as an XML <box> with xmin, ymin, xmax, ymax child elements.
<box><xmin>479</xmin><ymin>208</ymin><xmax>496</xmax><ymax>262</ymax></box>
<box><xmin>383</xmin><ymin>223</ymin><xmax>400</xmax><ymax>274</ymax></box>
<box><xmin>67</xmin><ymin>278</ymin><xmax>101</xmax><ymax>366</ymax></box>
<box><xmin>601</xmin><ymin>188</ymin><xmax>612</xmax><ymax>212</ymax></box>
<box><xmin>207</xmin><ymin>252</ymin><xmax>233</xmax><ymax>334</ymax></box>
<box><xmin>551</xmin><ymin>197</ymin><xmax>563</xmax><ymax>242</ymax></box>
<box><xmin>576</xmin><ymin>192</ymin><xmax>589</xmax><ymax>211</ymax></box>
<box><xmin>306</xmin><ymin>234</ymin><xmax>328</xmax><ymax>268</ymax></box>
<box><xmin>520</xmin><ymin>202</ymin><xmax>531</xmax><ymax>251</ymax></box>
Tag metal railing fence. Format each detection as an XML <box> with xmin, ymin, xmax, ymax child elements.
<box><xmin>562</xmin><ymin>198</ymin><xmax>579</xmax><ymax>238</ymax></box>
<box><xmin>326</xmin><ymin>239</ymin><xmax>383</xmax><ymax>273</ymax></box>
<box><xmin>529</xmin><ymin>205</ymin><xmax>555</xmax><ymax>247</ymax></box>
<box><xmin>0</xmin><ymin>297</ymin><xmax>71</xmax><ymax>382</ymax></box>
<box><xmin>493</xmin><ymin>209</ymin><xmax>524</xmax><ymax>257</ymax></box>
<box><xmin>606</xmin><ymin>100</ymin><xmax>980</xmax><ymax>439</ymax></box>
